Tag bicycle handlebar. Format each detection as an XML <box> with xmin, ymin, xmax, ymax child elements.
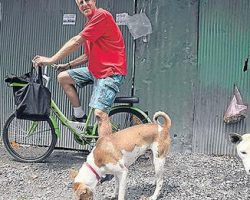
<box><xmin>40</xmin><ymin>65</ymin><xmax>55</xmax><ymax>88</ymax></box>
<box><xmin>39</xmin><ymin>64</ymin><xmax>65</xmax><ymax>88</ymax></box>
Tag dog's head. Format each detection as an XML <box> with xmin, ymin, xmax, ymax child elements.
<box><xmin>229</xmin><ymin>133</ymin><xmax>250</xmax><ymax>174</ymax></box>
<box><xmin>70</xmin><ymin>169</ymin><xmax>94</xmax><ymax>200</ymax></box>
<box><xmin>73</xmin><ymin>182</ymin><xmax>93</xmax><ymax>200</ymax></box>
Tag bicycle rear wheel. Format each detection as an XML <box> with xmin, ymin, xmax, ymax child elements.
<box><xmin>109</xmin><ymin>106</ymin><xmax>150</xmax><ymax>132</ymax></box>
<box><xmin>2</xmin><ymin>113</ymin><xmax>57</xmax><ymax>162</ymax></box>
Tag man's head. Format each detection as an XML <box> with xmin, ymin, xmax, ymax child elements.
<box><xmin>230</xmin><ymin>133</ymin><xmax>250</xmax><ymax>174</ymax></box>
<box><xmin>75</xmin><ymin>0</ymin><xmax>97</xmax><ymax>18</ymax></box>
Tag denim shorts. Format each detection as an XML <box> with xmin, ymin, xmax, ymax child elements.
<box><xmin>68</xmin><ymin>67</ymin><xmax>125</xmax><ymax>113</ymax></box>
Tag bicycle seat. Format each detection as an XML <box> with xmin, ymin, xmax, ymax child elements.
<box><xmin>114</xmin><ymin>96</ymin><xmax>139</xmax><ymax>104</ymax></box>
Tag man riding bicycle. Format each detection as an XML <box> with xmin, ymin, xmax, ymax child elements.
<box><xmin>32</xmin><ymin>0</ymin><xmax>127</xmax><ymax>137</ymax></box>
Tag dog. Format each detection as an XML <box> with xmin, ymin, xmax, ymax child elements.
<box><xmin>71</xmin><ymin>111</ymin><xmax>171</xmax><ymax>200</ymax></box>
<box><xmin>229</xmin><ymin>133</ymin><xmax>250</xmax><ymax>175</ymax></box>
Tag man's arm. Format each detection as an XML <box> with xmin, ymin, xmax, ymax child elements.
<box><xmin>33</xmin><ymin>35</ymin><xmax>85</xmax><ymax>66</ymax></box>
<box><xmin>55</xmin><ymin>54</ymin><xmax>88</xmax><ymax>73</ymax></box>
<box><xmin>69</xmin><ymin>54</ymin><xmax>88</xmax><ymax>68</ymax></box>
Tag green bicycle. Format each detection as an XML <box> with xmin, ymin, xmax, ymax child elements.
<box><xmin>2</xmin><ymin>66</ymin><xmax>151</xmax><ymax>162</ymax></box>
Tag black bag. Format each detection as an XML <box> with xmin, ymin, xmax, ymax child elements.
<box><xmin>5</xmin><ymin>72</ymin><xmax>32</xmax><ymax>84</ymax></box>
<box><xmin>5</xmin><ymin>71</ymin><xmax>35</xmax><ymax>104</ymax></box>
<box><xmin>14</xmin><ymin>67</ymin><xmax>51</xmax><ymax>121</ymax></box>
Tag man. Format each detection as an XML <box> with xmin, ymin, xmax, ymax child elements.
<box><xmin>33</xmin><ymin>0</ymin><xmax>127</xmax><ymax>137</ymax></box>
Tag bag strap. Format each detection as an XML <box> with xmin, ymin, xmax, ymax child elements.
<box><xmin>30</xmin><ymin>64</ymin><xmax>43</xmax><ymax>85</ymax></box>
<box><xmin>37</xmin><ymin>67</ymin><xmax>43</xmax><ymax>84</ymax></box>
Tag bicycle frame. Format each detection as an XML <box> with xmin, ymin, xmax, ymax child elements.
<box><xmin>50</xmin><ymin>99</ymin><xmax>98</xmax><ymax>140</ymax></box>
<box><xmin>50</xmin><ymin>101</ymin><xmax>151</xmax><ymax>141</ymax></box>
<box><xmin>9</xmin><ymin>81</ymin><xmax>152</xmax><ymax>144</ymax></box>
<box><xmin>3</xmin><ymin>66</ymin><xmax>154</xmax><ymax>163</ymax></box>
<box><xmin>9</xmin><ymin>82</ymin><xmax>97</xmax><ymax>141</ymax></box>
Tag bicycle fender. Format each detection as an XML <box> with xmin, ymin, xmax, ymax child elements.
<box><xmin>49</xmin><ymin>115</ymin><xmax>61</xmax><ymax>137</ymax></box>
<box><xmin>111</xmin><ymin>105</ymin><xmax>152</xmax><ymax>123</ymax></box>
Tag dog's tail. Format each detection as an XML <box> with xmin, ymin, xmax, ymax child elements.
<box><xmin>153</xmin><ymin>111</ymin><xmax>171</xmax><ymax>129</ymax></box>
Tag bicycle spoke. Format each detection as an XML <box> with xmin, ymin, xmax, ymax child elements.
<box><xmin>3</xmin><ymin>113</ymin><xmax>57</xmax><ymax>162</ymax></box>
<box><xmin>109</xmin><ymin>108</ymin><xmax>149</xmax><ymax>133</ymax></box>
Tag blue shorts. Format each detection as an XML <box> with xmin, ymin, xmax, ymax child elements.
<box><xmin>68</xmin><ymin>67</ymin><xmax>125</xmax><ymax>113</ymax></box>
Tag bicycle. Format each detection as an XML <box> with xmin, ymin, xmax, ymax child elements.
<box><xmin>2</xmin><ymin>66</ymin><xmax>151</xmax><ymax>162</ymax></box>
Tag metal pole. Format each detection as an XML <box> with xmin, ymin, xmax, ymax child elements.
<box><xmin>131</xmin><ymin>0</ymin><xmax>137</xmax><ymax>97</ymax></box>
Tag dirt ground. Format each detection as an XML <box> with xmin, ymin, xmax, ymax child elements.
<box><xmin>0</xmin><ymin>140</ymin><xmax>250</xmax><ymax>200</ymax></box>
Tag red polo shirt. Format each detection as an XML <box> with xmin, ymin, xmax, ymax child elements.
<box><xmin>80</xmin><ymin>8</ymin><xmax>127</xmax><ymax>79</ymax></box>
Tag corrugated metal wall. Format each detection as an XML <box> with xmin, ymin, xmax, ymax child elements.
<box><xmin>1</xmin><ymin>0</ymin><xmax>250</xmax><ymax>155</ymax></box>
<box><xmin>0</xmin><ymin>0</ymin><xmax>134</xmax><ymax>150</ymax></box>
<box><xmin>193</xmin><ymin>0</ymin><xmax>250</xmax><ymax>155</ymax></box>
<box><xmin>134</xmin><ymin>0</ymin><xmax>198</xmax><ymax>153</ymax></box>
<box><xmin>134</xmin><ymin>0</ymin><xmax>250</xmax><ymax>155</ymax></box>
<box><xmin>0</xmin><ymin>0</ymin><xmax>90</xmax><ymax>150</ymax></box>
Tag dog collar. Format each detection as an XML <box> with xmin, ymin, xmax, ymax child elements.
<box><xmin>85</xmin><ymin>162</ymin><xmax>101</xmax><ymax>181</ymax></box>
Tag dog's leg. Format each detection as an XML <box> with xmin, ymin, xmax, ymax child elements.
<box><xmin>139</xmin><ymin>155</ymin><xmax>166</xmax><ymax>200</ymax></box>
<box><xmin>117</xmin><ymin>168</ymin><xmax>128</xmax><ymax>200</ymax></box>
<box><xmin>113</xmin><ymin>175</ymin><xmax>119</xmax><ymax>198</ymax></box>
<box><xmin>149</xmin><ymin>156</ymin><xmax>165</xmax><ymax>200</ymax></box>
<box><xmin>106</xmin><ymin>175</ymin><xmax>119</xmax><ymax>200</ymax></box>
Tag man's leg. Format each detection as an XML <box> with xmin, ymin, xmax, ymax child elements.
<box><xmin>57</xmin><ymin>71</ymin><xmax>81</xmax><ymax>107</ymax></box>
<box><xmin>57</xmin><ymin>71</ymin><xmax>86</xmax><ymax>120</ymax></box>
<box><xmin>94</xmin><ymin>109</ymin><xmax>112</xmax><ymax>137</ymax></box>
<box><xmin>57</xmin><ymin>67</ymin><xmax>94</xmax><ymax>120</ymax></box>
<box><xmin>90</xmin><ymin>75</ymin><xmax>125</xmax><ymax>137</ymax></box>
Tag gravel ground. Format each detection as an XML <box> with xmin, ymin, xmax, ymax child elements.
<box><xmin>0</xmin><ymin>140</ymin><xmax>250</xmax><ymax>200</ymax></box>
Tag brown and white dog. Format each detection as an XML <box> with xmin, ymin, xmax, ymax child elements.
<box><xmin>230</xmin><ymin>133</ymin><xmax>250</xmax><ymax>175</ymax></box>
<box><xmin>71</xmin><ymin>111</ymin><xmax>171</xmax><ymax>200</ymax></box>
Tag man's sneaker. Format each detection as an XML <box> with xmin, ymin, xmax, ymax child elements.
<box><xmin>100</xmin><ymin>174</ymin><xmax>114</xmax><ymax>183</ymax></box>
<box><xmin>71</xmin><ymin>114</ymin><xmax>87</xmax><ymax>122</ymax></box>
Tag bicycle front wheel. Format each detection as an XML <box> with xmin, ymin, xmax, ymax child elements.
<box><xmin>109</xmin><ymin>106</ymin><xmax>150</xmax><ymax>132</ymax></box>
<box><xmin>2</xmin><ymin>113</ymin><xmax>57</xmax><ymax>162</ymax></box>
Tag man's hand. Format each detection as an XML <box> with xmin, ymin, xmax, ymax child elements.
<box><xmin>54</xmin><ymin>63</ymin><xmax>71</xmax><ymax>73</ymax></box>
<box><xmin>32</xmin><ymin>55</ymin><xmax>54</xmax><ymax>67</ymax></box>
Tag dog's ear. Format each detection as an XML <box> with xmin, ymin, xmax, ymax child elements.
<box><xmin>80</xmin><ymin>188</ymin><xmax>87</xmax><ymax>194</ymax></box>
<box><xmin>79</xmin><ymin>190</ymin><xmax>93</xmax><ymax>200</ymax></box>
<box><xmin>80</xmin><ymin>188</ymin><xmax>93</xmax><ymax>200</ymax></box>
<box><xmin>75</xmin><ymin>183</ymin><xmax>93</xmax><ymax>200</ymax></box>
<box><xmin>69</xmin><ymin>168</ymin><xmax>78</xmax><ymax>180</ymax></box>
<box><xmin>229</xmin><ymin>133</ymin><xmax>242</xmax><ymax>144</ymax></box>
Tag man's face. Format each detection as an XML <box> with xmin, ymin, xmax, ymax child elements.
<box><xmin>76</xmin><ymin>0</ymin><xmax>96</xmax><ymax>17</ymax></box>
